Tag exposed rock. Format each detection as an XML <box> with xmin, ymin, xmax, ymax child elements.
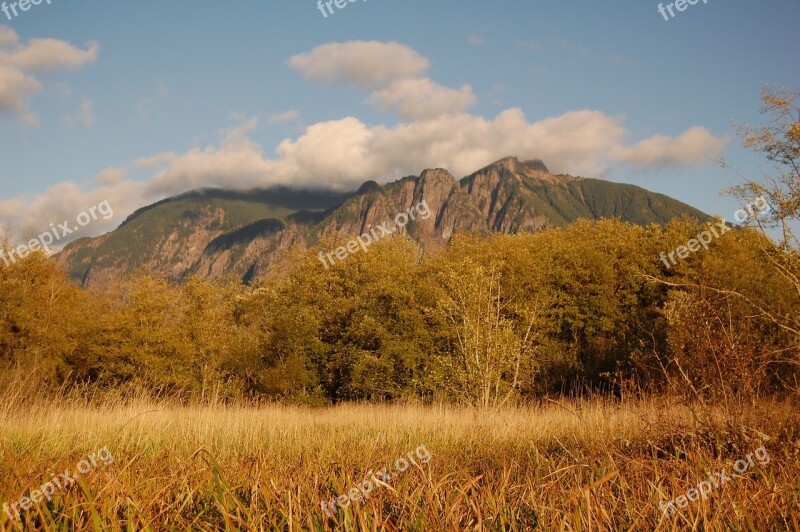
<box><xmin>57</xmin><ymin>157</ymin><xmax>709</xmax><ymax>287</ymax></box>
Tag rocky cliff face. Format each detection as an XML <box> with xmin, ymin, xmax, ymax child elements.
<box><xmin>57</xmin><ymin>156</ymin><xmax>709</xmax><ymax>287</ymax></box>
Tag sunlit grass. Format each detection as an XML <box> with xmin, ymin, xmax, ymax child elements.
<box><xmin>0</xmin><ymin>395</ymin><xmax>798</xmax><ymax>530</ymax></box>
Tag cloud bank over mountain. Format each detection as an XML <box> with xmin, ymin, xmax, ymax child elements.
<box><xmin>1</xmin><ymin>39</ymin><xmax>728</xmax><ymax>243</ymax></box>
<box><xmin>0</xmin><ymin>26</ymin><xmax>98</xmax><ymax>127</ymax></box>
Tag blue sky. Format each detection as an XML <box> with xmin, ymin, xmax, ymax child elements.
<box><xmin>1</xmin><ymin>0</ymin><xmax>798</xmax><ymax>239</ymax></box>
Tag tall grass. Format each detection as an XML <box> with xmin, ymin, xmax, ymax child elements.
<box><xmin>0</xmin><ymin>387</ymin><xmax>798</xmax><ymax>530</ymax></box>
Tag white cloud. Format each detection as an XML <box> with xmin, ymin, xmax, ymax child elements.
<box><xmin>4</xmin><ymin>39</ymin><xmax>99</xmax><ymax>70</ymax></box>
<box><xmin>93</xmin><ymin>167</ymin><xmax>126</xmax><ymax>186</ymax></box>
<box><xmin>0</xmin><ymin>197</ymin><xmax>25</xmax><ymax>220</ymax></box>
<box><xmin>143</xmin><ymin>118</ymin><xmax>274</xmax><ymax>196</ymax></box>
<box><xmin>368</xmin><ymin>78</ymin><xmax>476</xmax><ymax>121</ymax></box>
<box><xmin>287</xmin><ymin>40</ymin><xmax>429</xmax><ymax>89</ymax></box>
<box><xmin>0</xmin><ymin>66</ymin><xmax>40</xmax><ymax>125</ymax></box>
<box><xmin>132</xmin><ymin>152</ymin><xmax>177</xmax><ymax>169</ymax></box>
<box><xmin>289</xmin><ymin>40</ymin><xmax>476</xmax><ymax>121</ymax></box>
<box><xmin>0</xmin><ymin>26</ymin><xmax>18</xmax><ymax>46</ymax></box>
<box><xmin>3</xmin><ymin>177</ymin><xmax>147</xmax><ymax>246</ymax></box>
<box><xmin>0</xmin><ymin>26</ymin><xmax>98</xmax><ymax>125</ymax></box>
<box><xmin>0</xmin><ymin>41</ymin><xmax>729</xmax><ymax>243</ymax></box>
<box><xmin>0</xmin><ymin>109</ymin><xmax>728</xmax><ymax>242</ymax></box>
<box><xmin>269</xmin><ymin>110</ymin><xmax>300</xmax><ymax>124</ymax></box>
<box><xmin>613</xmin><ymin>126</ymin><xmax>730</xmax><ymax>170</ymax></box>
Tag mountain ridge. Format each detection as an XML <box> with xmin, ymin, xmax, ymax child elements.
<box><xmin>57</xmin><ymin>157</ymin><xmax>710</xmax><ymax>287</ymax></box>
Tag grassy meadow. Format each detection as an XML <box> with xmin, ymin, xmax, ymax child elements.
<box><xmin>0</xmin><ymin>391</ymin><xmax>798</xmax><ymax>530</ymax></box>
<box><xmin>3</xmin><ymin>92</ymin><xmax>800</xmax><ymax>528</ymax></box>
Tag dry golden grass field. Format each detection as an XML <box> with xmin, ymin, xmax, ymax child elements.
<box><xmin>0</xmin><ymin>393</ymin><xmax>798</xmax><ymax>531</ymax></box>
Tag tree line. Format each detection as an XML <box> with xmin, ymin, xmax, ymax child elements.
<box><xmin>1</xmin><ymin>88</ymin><xmax>798</xmax><ymax>406</ymax></box>
<box><xmin>0</xmin><ymin>214</ymin><xmax>796</xmax><ymax>406</ymax></box>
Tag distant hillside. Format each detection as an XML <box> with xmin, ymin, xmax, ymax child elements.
<box><xmin>57</xmin><ymin>157</ymin><xmax>709</xmax><ymax>286</ymax></box>
<box><xmin>59</xmin><ymin>188</ymin><xmax>352</xmax><ymax>286</ymax></box>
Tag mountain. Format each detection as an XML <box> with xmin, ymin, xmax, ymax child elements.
<box><xmin>57</xmin><ymin>157</ymin><xmax>709</xmax><ymax>286</ymax></box>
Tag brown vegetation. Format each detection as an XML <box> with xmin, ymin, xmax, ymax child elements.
<box><xmin>0</xmin><ymin>88</ymin><xmax>799</xmax><ymax>529</ymax></box>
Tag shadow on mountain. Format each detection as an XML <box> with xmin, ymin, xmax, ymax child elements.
<box><xmin>204</xmin><ymin>218</ymin><xmax>286</xmax><ymax>254</ymax></box>
<box><xmin>121</xmin><ymin>187</ymin><xmax>354</xmax><ymax>228</ymax></box>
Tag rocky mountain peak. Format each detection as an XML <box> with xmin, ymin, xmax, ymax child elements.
<box><xmin>484</xmin><ymin>156</ymin><xmax>553</xmax><ymax>178</ymax></box>
<box><xmin>356</xmin><ymin>180</ymin><xmax>383</xmax><ymax>195</ymax></box>
<box><xmin>475</xmin><ymin>156</ymin><xmax>580</xmax><ymax>186</ymax></box>
<box><xmin>57</xmin><ymin>157</ymin><xmax>710</xmax><ymax>287</ymax></box>
<box><xmin>520</xmin><ymin>158</ymin><xmax>550</xmax><ymax>174</ymax></box>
